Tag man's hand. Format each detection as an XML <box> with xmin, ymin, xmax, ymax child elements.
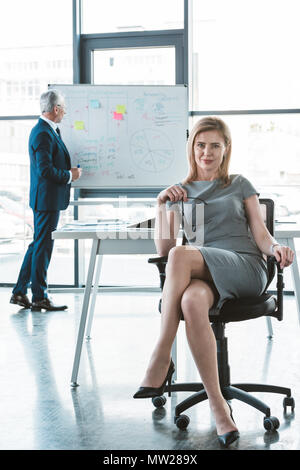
<box><xmin>70</xmin><ymin>167</ymin><xmax>82</xmax><ymax>181</ymax></box>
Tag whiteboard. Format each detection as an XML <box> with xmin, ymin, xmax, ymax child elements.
<box><xmin>50</xmin><ymin>84</ymin><xmax>188</xmax><ymax>189</ymax></box>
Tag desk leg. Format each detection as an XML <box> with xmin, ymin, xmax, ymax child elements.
<box><xmin>277</xmin><ymin>237</ymin><xmax>300</xmax><ymax>325</ymax></box>
<box><xmin>86</xmin><ymin>253</ymin><xmax>103</xmax><ymax>340</ymax></box>
<box><xmin>266</xmin><ymin>316</ymin><xmax>273</xmax><ymax>338</ymax></box>
<box><xmin>71</xmin><ymin>239</ymin><xmax>99</xmax><ymax>387</ymax></box>
<box><xmin>287</xmin><ymin>238</ymin><xmax>300</xmax><ymax>325</ymax></box>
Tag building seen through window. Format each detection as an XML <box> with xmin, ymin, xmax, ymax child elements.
<box><xmin>0</xmin><ymin>0</ymin><xmax>73</xmax><ymax>284</ymax></box>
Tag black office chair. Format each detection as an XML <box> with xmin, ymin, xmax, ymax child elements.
<box><xmin>148</xmin><ymin>199</ymin><xmax>295</xmax><ymax>431</ymax></box>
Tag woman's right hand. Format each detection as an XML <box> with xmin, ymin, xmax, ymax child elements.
<box><xmin>157</xmin><ymin>184</ymin><xmax>188</xmax><ymax>205</ymax></box>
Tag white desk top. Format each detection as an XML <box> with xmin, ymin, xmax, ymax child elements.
<box><xmin>52</xmin><ymin>222</ymin><xmax>300</xmax><ymax>240</ymax></box>
<box><xmin>52</xmin><ymin>224</ymin><xmax>155</xmax><ymax>240</ymax></box>
<box><xmin>274</xmin><ymin>224</ymin><xmax>300</xmax><ymax>238</ymax></box>
<box><xmin>52</xmin><ymin>223</ymin><xmax>300</xmax><ymax>240</ymax></box>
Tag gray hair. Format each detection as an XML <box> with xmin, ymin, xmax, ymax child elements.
<box><xmin>40</xmin><ymin>90</ymin><xmax>65</xmax><ymax>113</ymax></box>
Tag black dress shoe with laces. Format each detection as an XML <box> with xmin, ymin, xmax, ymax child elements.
<box><xmin>10</xmin><ymin>293</ymin><xmax>32</xmax><ymax>309</ymax></box>
<box><xmin>31</xmin><ymin>298</ymin><xmax>68</xmax><ymax>312</ymax></box>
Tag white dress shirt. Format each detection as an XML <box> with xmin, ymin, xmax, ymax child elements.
<box><xmin>40</xmin><ymin>115</ymin><xmax>72</xmax><ymax>184</ymax></box>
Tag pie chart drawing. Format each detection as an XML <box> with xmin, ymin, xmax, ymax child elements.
<box><xmin>130</xmin><ymin>129</ymin><xmax>174</xmax><ymax>173</ymax></box>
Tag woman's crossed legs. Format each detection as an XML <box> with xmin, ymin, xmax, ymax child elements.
<box><xmin>139</xmin><ymin>245</ymin><xmax>237</xmax><ymax>435</ymax></box>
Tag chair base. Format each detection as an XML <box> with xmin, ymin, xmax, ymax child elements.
<box><xmin>151</xmin><ymin>322</ymin><xmax>295</xmax><ymax>431</ymax></box>
<box><xmin>173</xmin><ymin>382</ymin><xmax>292</xmax><ymax>416</ymax></box>
<box><xmin>170</xmin><ymin>381</ymin><xmax>294</xmax><ymax>430</ymax></box>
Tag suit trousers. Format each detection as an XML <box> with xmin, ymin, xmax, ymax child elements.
<box><xmin>13</xmin><ymin>210</ymin><xmax>60</xmax><ymax>302</ymax></box>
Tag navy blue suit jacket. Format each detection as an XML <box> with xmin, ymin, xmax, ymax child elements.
<box><xmin>29</xmin><ymin>118</ymin><xmax>71</xmax><ymax>211</ymax></box>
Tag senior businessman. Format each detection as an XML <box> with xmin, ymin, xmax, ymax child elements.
<box><xmin>10</xmin><ymin>89</ymin><xmax>82</xmax><ymax>311</ymax></box>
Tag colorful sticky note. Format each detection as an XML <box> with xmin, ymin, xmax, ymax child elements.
<box><xmin>90</xmin><ymin>99</ymin><xmax>100</xmax><ymax>109</ymax></box>
<box><xmin>74</xmin><ymin>121</ymin><xmax>85</xmax><ymax>130</ymax></box>
<box><xmin>113</xmin><ymin>112</ymin><xmax>123</xmax><ymax>121</ymax></box>
<box><xmin>116</xmin><ymin>104</ymin><xmax>126</xmax><ymax>114</ymax></box>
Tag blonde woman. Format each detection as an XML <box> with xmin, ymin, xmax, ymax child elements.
<box><xmin>134</xmin><ymin>117</ymin><xmax>294</xmax><ymax>447</ymax></box>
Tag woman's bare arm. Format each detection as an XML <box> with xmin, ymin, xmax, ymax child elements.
<box><xmin>154</xmin><ymin>204</ymin><xmax>180</xmax><ymax>256</ymax></box>
<box><xmin>154</xmin><ymin>184</ymin><xmax>188</xmax><ymax>256</ymax></box>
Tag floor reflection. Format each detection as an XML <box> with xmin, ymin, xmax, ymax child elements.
<box><xmin>10</xmin><ymin>309</ymin><xmax>77</xmax><ymax>449</ymax></box>
<box><xmin>2</xmin><ymin>289</ymin><xmax>300</xmax><ymax>450</ymax></box>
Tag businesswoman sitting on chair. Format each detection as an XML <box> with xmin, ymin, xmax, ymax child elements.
<box><xmin>133</xmin><ymin>117</ymin><xmax>294</xmax><ymax>447</ymax></box>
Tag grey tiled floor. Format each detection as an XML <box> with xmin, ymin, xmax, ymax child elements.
<box><xmin>1</xmin><ymin>288</ymin><xmax>300</xmax><ymax>451</ymax></box>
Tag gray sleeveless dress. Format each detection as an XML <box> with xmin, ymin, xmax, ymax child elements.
<box><xmin>167</xmin><ymin>174</ymin><xmax>268</xmax><ymax>311</ymax></box>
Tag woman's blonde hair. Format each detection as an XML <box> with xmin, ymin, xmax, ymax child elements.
<box><xmin>182</xmin><ymin>116</ymin><xmax>232</xmax><ymax>187</ymax></box>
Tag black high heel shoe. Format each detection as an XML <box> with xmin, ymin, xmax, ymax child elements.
<box><xmin>133</xmin><ymin>359</ymin><xmax>175</xmax><ymax>399</ymax></box>
<box><xmin>217</xmin><ymin>402</ymin><xmax>240</xmax><ymax>448</ymax></box>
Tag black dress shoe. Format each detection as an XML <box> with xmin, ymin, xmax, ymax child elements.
<box><xmin>217</xmin><ymin>402</ymin><xmax>240</xmax><ymax>448</ymax></box>
<box><xmin>10</xmin><ymin>293</ymin><xmax>31</xmax><ymax>309</ymax></box>
<box><xmin>133</xmin><ymin>359</ymin><xmax>175</xmax><ymax>399</ymax></box>
<box><xmin>31</xmin><ymin>298</ymin><xmax>68</xmax><ymax>312</ymax></box>
<box><xmin>218</xmin><ymin>430</ymin><xmax>240</xmax><ymax>448</ymax></box>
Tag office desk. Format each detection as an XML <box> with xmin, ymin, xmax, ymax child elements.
<box><xmin>52</xmin><ymin>223</ymin><xmax>300</xmax><ymax>386</ymax></box>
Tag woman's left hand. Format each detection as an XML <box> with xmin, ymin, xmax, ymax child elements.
<box><xmin>273</xmin><ymin>245</ymin><xmax>294</xmax><ymax>269</ymax></box>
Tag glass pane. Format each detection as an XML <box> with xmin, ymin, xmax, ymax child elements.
<box><xmin>82</xmin><ymin>0</ymin><xmax>183</xmax><ymax>33</ymax></box>
<box><xmin>93</xmin><ymin>47</ymin><xmax>176</xmax><ymax>85</ymax></box>
<box><xmin>191</xmin><ymin>0</ymin><xmax>300</xmax><ymax>110</ymax></box>
<box><xmin>0</xmin><ymin>120</ymin><xmax>74</xmax><ymax>285</ymax></box>
<box><xmin>78</xmin><ymin>199</ymin><xmax>159</xmax><ymax>287</ymax></box>
<box><xmin>190</xmin><ymin>114</ymin><xmax>300</xmax><ymax>222</ymax></box>
<box><xmin>0</xmin><ymin>0</ymin><xmax>73</xmax><ymax>116</ymax></box>
<box><xmin>84</xmin><ymin>250</ymin><xmax>160</xmax><ymax>287</ymax></box>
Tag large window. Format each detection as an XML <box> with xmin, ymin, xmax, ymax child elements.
<box><xmin>0</xmin><ymin>0</ymin><xmax>73</xmax><ymax>115</ymax></box>
<box><xmin>190</xmin><ymin>0</ymin><xmax>300</xmax><ymax>205</ymax></box>
<box><xmin>77</xmin><ymin>199</ymin><xmax>158</xmax><ymax>287</ymax></box>
<box><xmin>0</xmin><ymin>120</ymin><xmax>75</xmax><ymax>284</ymax></box>
<box><xmin>191</xmin><ymin>0</ymin><xmax>300</xmax><ymax>111</ymax></box>
<box><xmin>82</xmin><ymin>0</ymin><xmax>184</xmax><ymax>33</ymax></box>
<box><xmin>0</xmin><ymin>0</ymin><xmax>74</xmax><ymax>285</ymax></box>
<box><xmin>1</xmin><ymin>1</ymin><xmax>299</xmax><ymax>289</ymax></box>
<box><xmin>93</xmin><ymin>47</ymin><xmax>176</xmax><ymax>85</ymax></box>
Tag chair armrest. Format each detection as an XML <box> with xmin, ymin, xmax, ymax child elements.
<box><xmin>269</xmin><ymin>256</ymin><xmax>284</xmax><ymax>321</ymax></box>
<box><xmin>148</xmin><ymin>255</ymin><xmax>168</xmax><ymax>264</ymax></box>
<box><xmin>148</xmin><ymin>255</ymin><xmax>169</xmax><ymax>290</ymax></box>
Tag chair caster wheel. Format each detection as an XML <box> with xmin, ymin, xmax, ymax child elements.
<box><xmin>152</xmin><ymin>395</ymin><xmax>167</xmax><ymax>408</ymax></box>
<box><xmin>264</xmin><ymin>416</ymin><xmax>280</xmax><ymax>431</ymax></box>
<box><xmin>175</xmin><ymin>414</ymin><xmax>190</xmax><ymax>430</ymax></box>
<box><xmin>283</xmin><ymin>396</ymin><xmax>295</xmax><ymax>413</ymax></box>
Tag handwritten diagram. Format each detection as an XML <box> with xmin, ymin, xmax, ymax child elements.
<box><xmin>130</xmin><ymin>129</ymin><xmax>174</xmax><ymax>173</ymax></box>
